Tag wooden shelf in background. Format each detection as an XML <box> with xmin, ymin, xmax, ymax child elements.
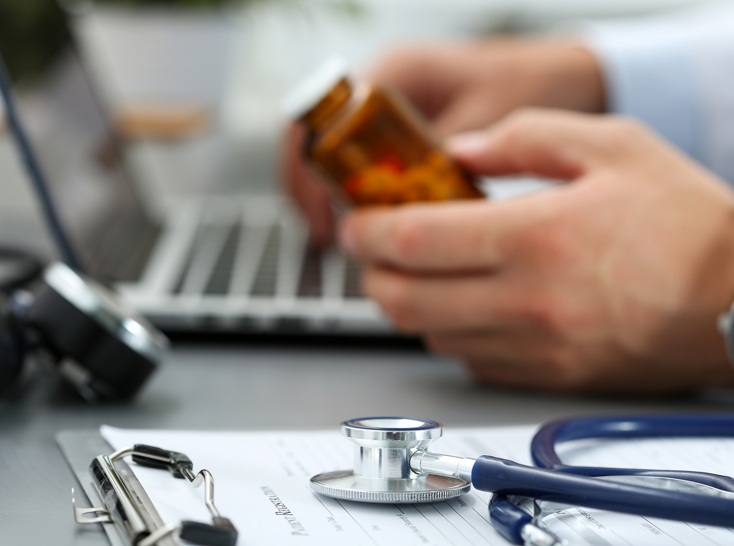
<box><xmin>113</xmin><ymin>103</ymin><xmax>211</xmax><ymax>140</ymax></box>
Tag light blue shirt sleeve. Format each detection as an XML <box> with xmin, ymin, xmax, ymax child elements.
<box><xmin>584</xmin><ymin>7</ymin><xmax>734</xmax><ymax>184</ymax></box>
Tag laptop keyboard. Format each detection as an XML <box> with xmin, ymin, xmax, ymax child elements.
<box><xmin>204</xmin><ymin>224</ymin><xmax>239</xmax><ymax>295</ymax></box>
<box><xmin>249</xmin><ymin>225</ymin><xmax>281</xmax><ymax>297</ymax></box>
<box><xmin>172</xmin><ymin>216</ymin><xmax>364</xmax><ymax>300</ymax></box>
<box><xmin>113</xmin><ymin>198</ymin><xmax>387</xmax><ymax>331</ymax></box>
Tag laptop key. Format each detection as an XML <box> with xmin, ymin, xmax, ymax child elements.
<box><xmin>297</xmin><ymin>249</ymin><xmax>323</xmax><ymax>298</ymax></box>
<box><xmin>205</xmin><ymin>224</ymin><xmax>240</xmax><ymax>295</ymax></box>
<box><xmin>250</xmin><ymin>225</ymin><xmax>280</xmax><ymax>297</ymax></box>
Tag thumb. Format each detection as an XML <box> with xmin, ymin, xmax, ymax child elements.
<box><xmin>447</xmin><ymin>109</ymin><xmax>612</xmax><ymax>180</ymax></box>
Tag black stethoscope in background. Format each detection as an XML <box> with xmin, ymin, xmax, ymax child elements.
<box><xmin>0</xmin><ymin>248</ymin><xmax>43</xmax><ymax>293</ymax></box>
<box><xmin>0</xmin><ymin>248</ymin><xmax>169</xmax><ymax>400</ymax></box>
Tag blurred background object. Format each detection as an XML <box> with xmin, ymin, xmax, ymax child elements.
<box><xmin>0</xmin><ymin>0</ymin><xmax>722</xmax><ymax>259</ymax></box>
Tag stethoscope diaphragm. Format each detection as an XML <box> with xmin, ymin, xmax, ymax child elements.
<box><xmin>310</xmin><ymin>417</ymin><xmax>471</xmax><ymax>503</ymax></box>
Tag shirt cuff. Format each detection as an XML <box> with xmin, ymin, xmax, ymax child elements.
<box><xmin>583</xmin><ymin>20</ymin><xmax>702</xmax><ymax>162</ymax></box>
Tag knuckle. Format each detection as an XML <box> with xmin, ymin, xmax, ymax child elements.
<box><xmin>520</xmin><ymin>301</ymin><xmax>559</xmax><ymax>332</ymax></box>
<box><xmin>596</xmin><ymin>116</ymin><xmax>647</xmax><ymax>154</ymax></box>
<box><xmin>500</xmin><ymin>108</ymin><xmax>542</xmax><ymax>141</ymax></box>
<box><xmin>387</xmin><ymin>215</ymin><xmax>429</xmax><ymax>266</ymax></box>
<box><xmin>507</xmin><ymin>106</ymin><xmax>545</xmax><ymax>122</ymax></box>
<box><xmin>517</xmin><ymin>296</ymin><xmax>574</xmax><ymax>336</ymax></box>
<box><xmin>495</xmin><ymin>107</ymin><xmax>556</xmax><ymax>155</ymax></box>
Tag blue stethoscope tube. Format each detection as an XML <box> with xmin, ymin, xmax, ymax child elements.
<box><xmin>483</xmin><ymin>414</ymin><xmax>734</xmax><ymax>544</ymax></box>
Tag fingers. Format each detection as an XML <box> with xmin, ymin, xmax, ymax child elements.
<box><xmin>282</xmin><ymin>124</ymin><xmax>335</xmax><ymax>246</ymax></box>
<box><xmin>425</xmin><ymin>331</ymin><xmax>588</xmax><ymax>392</ymax></box>
<box><xmin>426</xmin><ymin>330</ymin><xmax>557</xmax><ymax>362</ymax></box>
<box><xmin>339</xmin><ymin>111</ymin><xmax>646</xmax><ymax>269</ymax></box>
<box><xmin>362</xmin><ymin>266</ymin><xmax>545</xmax><ymax>332</ymax></box>
<box><xmin>364</xmin><ymin>43</ymin><xmax>509</xmax><ymax>137</ymax></box>
<box><xmin>462</xmin><ymin>360</ymin><xmax>578</xmax><ymax>392</ymax></box>
<box><xmin>364</xmin><ymin>44</ymin><xmax>464</xmax><ymax>121</ymax></box>
<box><xmin>431</xmin><ymin>90</ymin><xmax>510</xmax><ymax>137</ymax></box>
<box><xmin>339</xmin><ymin>191</ymin><xmax>554</xmax><ymax>271</ymax></box>
<box><xmin>432</xmin><ymin>332</ymin><xmax>722</xmax><ymax>394</ymax></box>
<box><xmin>447</xmin><ymin>108</ymin><xmax>637</xmax><ymax>180</ymax></box>
<box><xmin>428</xmin><ymin>332</ymin><xmax>599</xmax><ymax>393</ymax></box>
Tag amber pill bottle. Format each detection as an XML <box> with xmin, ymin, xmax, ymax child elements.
<box><xmin>284</xmin><ymin>59</ymin><xmax>484</xmax><ymax>207</ymax></box>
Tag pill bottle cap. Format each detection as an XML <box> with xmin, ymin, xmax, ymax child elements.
<box><xmin>282</xmin><ymin>57</ymin><xmax>350</xmax><ymax>120</ymax></box>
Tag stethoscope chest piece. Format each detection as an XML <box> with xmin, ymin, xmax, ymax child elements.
<box><xmin>310</xmin><ymin>417</ymin><xmax>471</xmax><ymax>503</ymax></box>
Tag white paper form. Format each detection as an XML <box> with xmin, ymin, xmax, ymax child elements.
<box><xmin>101</xmin><ymin>425</ymin><xmax>734</xmax><ymax>546</ymax></box>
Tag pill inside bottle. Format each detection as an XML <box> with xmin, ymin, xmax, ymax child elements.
<box><xmin>284</xmin><ymin>58</ymin><xmax>484</xmax><ymax>207</ymax></box>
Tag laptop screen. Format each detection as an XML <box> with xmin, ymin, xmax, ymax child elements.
<box><xmin>0</xmin><ymin>6</ymin><xmax>158</xmax><ymax>282</ymax></box>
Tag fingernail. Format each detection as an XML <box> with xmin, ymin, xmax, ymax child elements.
<box><xmin>338</xmin><ymin>218</ymin><xmax>355</xmax><ymax>254</ymax></box>
<box><xmin>446</xmin><ymin>131</ymin><xmax>487</xmax><ymax>156</ymax></box>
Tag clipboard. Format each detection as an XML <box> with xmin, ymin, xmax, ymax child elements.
<box><xmin>56</xmin><ymin>430</ymin><xmax>238</xmax><ymax>546</ymax></box>
<box><xmin>57</xmin><ymin>430</ymin><xmax>161</xmax><ymax>546</ymax></box>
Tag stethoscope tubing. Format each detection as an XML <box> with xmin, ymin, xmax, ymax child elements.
<box><xmin>474</xmin><ymin>454</ymin><xmax>734</xmax><ymax>527</ymax></box>
<box><xmin>482</xmin><ymin>414</ymin><xmax>734</xmax><ymax>544</ymax></box>
<box><xmin>532</xmin><ymin>414</ymin><xmax>734</xmax><ymax>491</ymax></box>
<box><xmin>488</xmin><ymin>495</ymin><xmax>532</xmax><ymax>545</ymax></box>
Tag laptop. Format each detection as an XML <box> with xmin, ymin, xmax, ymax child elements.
<box><xmin>0</xmin><ymin>5</ymin><xmax>387</xmax><ymax>334</ymax></box>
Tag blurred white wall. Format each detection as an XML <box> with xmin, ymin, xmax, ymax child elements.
<box><xmin>221</xmin><ymin>0</ymin><xmax>724</xmax><ymax>139</ymax></box>
<box><xmin>77</xmin><ymin>0</ymin><xmax>728</xmax><ymax>200</ymax></box>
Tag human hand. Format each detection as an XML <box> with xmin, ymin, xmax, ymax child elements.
<box><xmin>339</xmin><ymin>109</ymin><xmax>734</xmax><ymax>394</ymax></box>
<box><xmin>283</xmin><ymin>38</ymin><xmax>605</xmax><ymax>246</ymax></box>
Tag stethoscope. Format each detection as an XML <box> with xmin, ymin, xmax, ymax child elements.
<box><xmin>310</xmin><ymin>416</ymin><xmax>734</xmax><ymax>546</ymax></box>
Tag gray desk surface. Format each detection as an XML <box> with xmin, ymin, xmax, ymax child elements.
<box><xmin>2</xmin><ymin>339</ymin><xmax>734</xmax><ymax>546</ymax></box>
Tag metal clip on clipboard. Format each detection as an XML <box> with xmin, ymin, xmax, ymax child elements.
<box><xmin>72</xmin><ymin>444</ymin><xmax>238</xmax><ymax>546</ymax></box>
